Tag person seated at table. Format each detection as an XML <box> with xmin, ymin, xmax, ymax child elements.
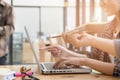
<box><xmin>40</xmin><ymin>33</ymin><xmax>120</xmax><ymax>77</ymax></box>
<box><xmin>63</xmin><ymin>0</ymin><xmax>120</xmax><ymax>63</ymax></box>
<box><xmin>40</xmin><ymin>0</ymin><xmax>120</xmax><ymax>77</ymax></box>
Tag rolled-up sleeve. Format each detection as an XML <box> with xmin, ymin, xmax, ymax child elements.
<box><xmin>114</xmin><ymin>40</ymin><xmax>120</xmax><ymax>59</ymax></box>
<box><xmin>113</xmin><ymin>61</ymin><xmax>120</xmax><ymax>77</ymax></box>
<box><xmin>113</xmin><ymin>40</ymin><xmax>120</xmax><ymax>77</ymax></box>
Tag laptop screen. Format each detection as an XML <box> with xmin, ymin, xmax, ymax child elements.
<box><xmin>24</xmin><ymin>26</ymin><xmax>92</xmax><ymax>74</ymax></box>
<box><xmin>24</xmin><ymin>26</ymin><xmax>41</xmax><ymax>73</ymax></box>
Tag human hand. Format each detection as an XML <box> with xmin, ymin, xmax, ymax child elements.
<box><xmin>62</xmin><ymin>32</ymin><xmax>93</xmax><ymax>47</ymax></box>
<box><xmin>53</xmin><ymin>57</ymin><xmax>86</xmax><ymax>69</ymax></box>
<box><xmin>40</xmin><ymin>45</ymin><xmax>87</xmax><ymax>58</ymax></box>
<box><xmin>40</xmin><ymin>45</ymin><xmax>73</xmax><ymax>58</ymax></box>
<box><xmin>62</xmin><ymin>29</ymin><xmax>80</xmax><ymax>43</ymax></box>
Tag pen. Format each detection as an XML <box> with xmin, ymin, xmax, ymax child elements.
<box><xmin>51</xmin><ymin>31</ymin><xmax>93</xmax><ymax>38</ymax></box>
<box><xmin>50</xmin><ymin>27</ymin><xmax>81</xmax><ymax>38</ymax></box>
<box><xmin>22</xmin><ymin>72</ymin><xmax>40</xmax><ymax>80</ymax></box>
<box><xmin>50</xmin><ymin>35</ymin><xmax>62</xmax><ymax>38</ymax></box>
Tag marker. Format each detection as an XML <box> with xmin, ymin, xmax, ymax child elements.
<box><xmin>14</xmin><ymin>71</ymin><xmax>33</xmax><ymax>77</ymax></box>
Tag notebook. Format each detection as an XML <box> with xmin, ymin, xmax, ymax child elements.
<box><xmin>24</xmin><ymin>26</ymin><xmax>92</xmax><ymax>74</ymax></box>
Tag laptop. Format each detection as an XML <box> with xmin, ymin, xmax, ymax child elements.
<box><xmin>24</xmin><ymin>26</ymin><xmax>92</xmax><ymax>74</ymax></box>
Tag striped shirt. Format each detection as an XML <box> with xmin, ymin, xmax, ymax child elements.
<box><xmin>0</xmin><ymin>1</ymin><xmax>14</xmax><ymax>57</ymax></box>
<box><xmin>91</xmin><ymin>18</ymin><xmax>118</xmax><ymax>63</ymax></box>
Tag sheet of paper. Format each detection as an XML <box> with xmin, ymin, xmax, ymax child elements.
<box><xmin>0</xmin><ymin>68</ymin><xmax>11</xmax><ymax>75</ymax></box>
<box><xmin>0</xmin><ymin>68</ymin><xmax>16</xmax><ymax>80</ymax></box>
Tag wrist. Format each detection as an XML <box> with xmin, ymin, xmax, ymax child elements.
<box><xmin>70</xmin><ymin>51</ymin><xmax>87</xmax><ymax>58</ymax></box>
<box><xmin>78</xmin><ymin>54</ymin><xmax>87</xmax><ymax>58</ymax></box>
<box><xmin>79</xmin><ymin>57</ymin><xmax>89</xmax><ymax>66</ymax></box>
<box><xmin>83</xmin><ymin>58</ymin><xmax>90</xmax><ymax>66</ymax></box>
<box><xmin>89</xmin><ymin>35</ymin><xmax>96</xmax><ymax>46</ymax></box>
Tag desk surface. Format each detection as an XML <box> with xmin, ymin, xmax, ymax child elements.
<box><xmin>0</xmin><ymin>65</ymin><xmax>119</xmax><ymax>80</ymax></box>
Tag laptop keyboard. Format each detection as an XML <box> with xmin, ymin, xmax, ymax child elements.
<box><xmin>43</xmin><ymin>63</ymin><xmax>55</xmax><ymax>70</ymax></box>
<box><xmin>41</xmin><ymin>62</ymin><xmax>91</xmax><ymax>74</ymax></box>
<box><xmin>43</xmin><ymin>62</ymin><xmax>81</xmax><ymax>70</ymax></box>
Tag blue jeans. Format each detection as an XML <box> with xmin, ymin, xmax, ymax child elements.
<box><xmin>0</xmin><ymin>54</ymin><xmax>7</xmax><ymax>65</ymax></box>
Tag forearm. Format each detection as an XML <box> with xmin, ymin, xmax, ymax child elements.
<box><xmin>3</xmin><ymin>6</ymin><xmax>14</xmax><ymax>36</ymax></box>
<box><xmin>0</xmin><ymin>25</ymin><xmax>14</xmax><ymax>36</ymax></box>
<box><xmin>84</xmin><ymin>58</ymin><xmax>115</xmax><ymax>75</ymax></box>
<box><xmin>66</xmin><ymin>24</ymin><xmax>87</xmax><ymax>34</ymax></box>
<box><xmin>85</xmin><ymin>23</ymin><xmax>105</xmax><ymax>35</ymax></box>
<box><xmin>67</xmin><ymin>49</ymin><xmax>87</xmax><ymax>58</ymax></box>
<box><xmin>4</xmin><ymin>25</ymin><xmax>14</xmax><ymax>35</ymax></box>
<box><xmin>65</xmin><ymin>24</ymin><xmax>96</xmax><ymax>36</ymax></box>
<box><xmin>90</xmin><ymin>36</ymin><xmax>116</xmax><ymax>56</ymax></box>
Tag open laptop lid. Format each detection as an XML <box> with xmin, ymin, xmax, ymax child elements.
<box><xmin>24</xmin><ymin>26</ymin><xmax>92</xmax><ymax>74</ymax></box>
<box><xmin>24</xmin><ymin>26</ymin><xmax>41</xmax><ymax>73</ymax></box>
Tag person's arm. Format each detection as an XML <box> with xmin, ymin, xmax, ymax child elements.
<box><xmin>0</xmin><ymin>6</ymin><xmax>14</xmax><ymax>37</ymax></box>
<box><xmin>84</xmin><ymin>58</ymin><xmax>115</xmax><ymax>75</ymax></box>
<box><xmin>90</xmin><ymin>36</ymin><xmax>116</xmax><ymax>56</ymax></box>
<box><xmin>63</xmin><ymin>32</ymin><xmax>117</xmax><ymax>56</ymax></box>
<box><xmin>54</xmin><ymin>56</ymin><xmax>115</xmax><ymax>76</ymax></box>
<box><xmin>40</xmin><ymin>45</ymin><xmax>87</xmax><ymax>58</ymax></box>
<box><xmin>66</xmin><ymin>23</ymin><xmax>106</xmax><ymax>35</ymax></box>
<box><xmin>85</xmin><ymin>23</ymin><xmax>106</xmax><ymax>35</ymax></box>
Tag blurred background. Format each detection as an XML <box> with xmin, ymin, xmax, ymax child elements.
<box><xmin>5</xmin><ymin>0</ymin><xmax>114</xmax><ymax>65</ymax></box>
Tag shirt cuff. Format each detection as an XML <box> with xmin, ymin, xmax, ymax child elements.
<box><xmin>113</xmin><ymin>62</ymin><xmax>120</xmax><ymax>77</ymax></box>
<box><xmin>114</xmin><ymin>40</ymin><xmax>120</xmax><ymax>59</ymax></box>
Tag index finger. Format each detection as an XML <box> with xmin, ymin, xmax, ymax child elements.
<box><xmin>39</xmin><ymin>45</ymin><xmax>57</xmax><ymax>51</ymax></box>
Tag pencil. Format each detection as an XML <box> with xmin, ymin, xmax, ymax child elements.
<box><xmin>50</xmin><ymin>35</ymin><xmax>62</xmax><ymax>38</ymax></box>
<box><xmin>51</xmin><ymin>27</ymin><xmax>93</xmax><ymax>38</ymax></box>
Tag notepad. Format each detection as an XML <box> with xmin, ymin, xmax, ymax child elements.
<box><xmin>0</xmin><ymin>68</ymin><xmax>16</xmax><ymax>80</ymax></box>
